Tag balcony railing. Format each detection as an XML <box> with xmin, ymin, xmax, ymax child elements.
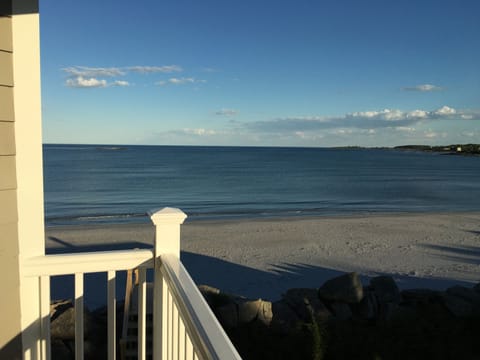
<box><xmin>23</xmin><ymin>207</ymin><xmax>241</xmax><ymax>360</ymax></box>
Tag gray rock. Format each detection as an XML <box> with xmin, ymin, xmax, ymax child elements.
<box><xmin>318</xmin><ymin>272</ymin><xmax>364</xmax><ymax>304</ymax></box>
<box><xmin>283</xmin><ymin>288</ymin><xmax>331</xmax><ymax>321</ymax></box>
<box><xmin>474</xmin><ymin>282</ymin><xmax>480</xmax><ymax>293</ymax></box>
<box><xmin>271</xmin><ymin>300</ymin><xmax>301</xmax><ymax>333</ymax></box>
<box><xmin>198</xmin><ymin>285</ymin><xmax>232</xmax><ymax>308</ymax></box>
<box><xmin>379</xmin><ymin>301</ymin><xmax>399</xmax><ymax>321</ymax></box>
<box><xmin>352</xmin><ymin>289</ymin><xmax>378</xmax><ymax>319</ymax></box>
<box><xmin>238</xmin><ymin>299</ymin><xmax>261</xmax><ymax>324</ymax></box>
<box><xmin>330</xmin><ymin>302</ymin><xmax>353</xmax><ymax>320</ymax></box>
<box><xmin>446</xmin><ymin>285</ymin><xmax>480</xmax><ymax>304</ymax></box>
<box><xmin>50</xmin><ymin>300</ymin><xmax>92</xmax><ymax>340</ymax></box>
<box><xmin>257</xmin><ymin>300</ymin><xmax>273</xmax><ymax>326</ymax></box>
<box><xmin>51</xmin><ymin>339</ymin><xmax>73</xmax><ymax>360</ymax></box>
<box><xmin>216</xmin><ymin>302</ymin><xmax>238</xmax><ymax>328</ymax></box>
<box><xmin>370</xmin><ymin>276</ymin><xmax>401</xmax><ymax>304</ymax></box>
<box><xmin>442</xmin><ymin>293</ymin><xmax>474</xmax><ymax>317</ymax></box>
<box><xmin>401</xmin><ymin>288</ymin><xmax>443</xmax><ymax>306</ymax></box>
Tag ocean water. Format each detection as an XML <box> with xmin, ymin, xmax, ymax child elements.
<box><xmin>43</xmin><ymin>144</ymin><xmax>480</xmax><ymax>226</ymax></box>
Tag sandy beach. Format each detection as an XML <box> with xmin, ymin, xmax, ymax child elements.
<box><xmin>45</xmin><ymin>212</ymin><xmax>480</xmax><ymax>302</ymax></box>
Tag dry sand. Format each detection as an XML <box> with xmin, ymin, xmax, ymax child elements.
<box><xmin>46</xmin><ymin>212</ymin><xmax>480</xmax><ymax>302</ymax></box>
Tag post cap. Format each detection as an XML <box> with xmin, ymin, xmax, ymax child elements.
<box><xmin>149</xmin><ymin>207</ymin><xmax>187</xmax><ymax>225</ymax></box>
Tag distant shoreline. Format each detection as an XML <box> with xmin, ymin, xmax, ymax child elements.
<box><xmin>333</xmin><ymin>143</ymin><xmax>480</xmax><ymax>155</ymax></box>
<box><xmin>43</xmin><ymin>142</ymin><xmax>480</xmax><ymax>154</ymax></box>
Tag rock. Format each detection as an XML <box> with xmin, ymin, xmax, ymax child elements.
<box><xmin>198</xmin><ymin>284</ymin><xmax>220</xmax><ymax>297</ymax></box>
<box><xmin>380</xmin><ymin>302</ymin><xmax>400</xmax><ymax>321</ymax></box>
<box><xmin>257</xmin><ymin>300</ymin><xmax>273</xmax><ymax>326</ymax></box>
<box><xmin>474</xmin><ymin>282</ymin><xmax>480</xmax><ymax>293</ymax></box>
<box><xmin>446</xmin><ymin>285</ymin><xmax>480</xmax><ymax>304</ymax></box>
<box><xmin>352</xmin><ymin>289</ymin><xmax>378</xmax><ymax>320</ymax></box>
<box><xmin>198</xmin><ymin>285</ymin><xmax>232</xmax><ymax>308</ymax></box>
<box><xmin>318</xmin><ymin>272</ymin><xmax>364</xmax><ymax>304</ymax></box>
<box><xmin>283</xmin><ymin>288</ymin><xmax>331</xmax><ymax>321</ymax></box>
<box><xmin>271</xmin><ymin>300</ymin><xmax>301</xmax><ymax>333</ymax></box>
<box><xmin>50</xmin><ymin>300</ymin><xmax>92</xmax><ymax>340</ymax></box>
<box><xmin>238</xmin><ymin>299</ymin><xmax>262</xmax><ymax>324</ymax></box>
<box><xmin>401</xmin><ymin>289</ymin><xmax>443</xmax><ymax>306</ymax></box>
<box><xmin>442</xmin><ymin>294</ymin><xmax>474</xmax><ymax>317</ymax></box>
<box><xmin>370</xmin><ymin>276</ymin><xmax>401</xmax><ymax>304</ymax></box>
<box><xmin>330</xmin><ymin>302</ymin><xmax>352</xmax><ymax>320</ymax></box>
<box><xmin>51</xmin><ymin>339</ymin><xmax>73</xmax><ymax>360</ymax></box>
<box><xmin>216</xmin><ymin>302</ymin><xmax>238</xmax><ymax>328</ymax></box>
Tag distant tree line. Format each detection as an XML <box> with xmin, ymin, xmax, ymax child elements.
<box><xmin>394</xmin><ymin>144</ymin><xmax>480</xmax><ymax>155</ymax></box>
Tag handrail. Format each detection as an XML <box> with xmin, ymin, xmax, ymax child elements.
<box><xmin>160</xmin><ymin>253</ymin><xmax>242</xmax><ymax>360</ymax></box>
<box><xmin>23</xmin><ymin>248</ymin><xmax>154</xmax><ymax>277</ymax></box>
<box><xmin>22</xmin><ymin>208</ymin><xmax>242</xmax><ymax>360</ymax></box>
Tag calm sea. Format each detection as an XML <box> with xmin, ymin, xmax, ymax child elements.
<box><xmin>43</xmin><ymin>144</ymin><xmax>480</xmax><ymax>226</ymax></box>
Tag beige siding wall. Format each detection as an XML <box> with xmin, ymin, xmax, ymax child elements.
<box><xmin>0</xmin><ymin>13</ymin><xmax>21</xmax><ymax>357</ymax></box>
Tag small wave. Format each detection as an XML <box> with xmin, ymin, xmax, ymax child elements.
<box><xmin>46</xmin><ymin>212</ymin><xmax>147</xmax><ymax>226</ymax></box>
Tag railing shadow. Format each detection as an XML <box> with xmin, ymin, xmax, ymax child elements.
<box><xmin>418</xmin><ymin>243</ymin><xmax>480</xmax><ymax>267</ymax></box>
<box><xmin>46</xmin><ymin>236</ymin><xmax>477</xmax><ymax>308</ymax></box>
<box><xmin>181</xmin><ymin>251</ymin><xmax>476</xmax><ymax>302</ymax></box>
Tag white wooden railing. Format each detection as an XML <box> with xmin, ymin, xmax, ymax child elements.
<box><xmin>23</xmin><ymin>207</ymin><xmax>242</xmax><ymax>360</ymax></box>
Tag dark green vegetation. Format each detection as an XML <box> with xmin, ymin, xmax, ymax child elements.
<box><xmin>334</xmin><ymin>144</ymin><xmax>480</xmax><ymax>155</ymax></box>
<box><xmin>394</xmin><ymin>144</ymin><xmax>480</xmax><ymax>155</ymax></box>
<box><xmin>227</xmin><ymin>307</ymin><xmax>480</xmax><ymax>360</ymax></box>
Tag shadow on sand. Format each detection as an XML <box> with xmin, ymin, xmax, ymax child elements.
<box><xmin>46</xmin><ymin>236</ymin><xmax>476</xmax><ymax>310</ymax></box>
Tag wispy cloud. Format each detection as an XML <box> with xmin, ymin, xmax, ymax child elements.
<box><xmin>113</xmin><ymin>80</ymin><xmax>130</xmax><ymax>87</ymax></box>
<box><xmin>66</xmin><ymin>76</ymin><xmax>108</xmax><ymax>88</ymax></box>
<box><xmin>201</xmin><ymin>67</ymin><xmax>220</xmax><ymax>73</ymax></box>
<box><xmin>402</xmin><ymin>84</ymin><xmax>443</xmax><ymax>92</ymax></box>
<box><xmin>63</xmin><ymin>65</ymin><xmax>183</xmax><ymax>88</ymax></box>
<box><xmin>127</xmin><ymin>65</ymin><xmax>182</xmax><ymax>74</ymax></box>
<box><xmin>156</xmin><ymin>77</ymin><xmax>206</xmax><ymax>86</ymax></box>
<box><xmin>215</xmin><ymin>108</ymin><xmax>238</xmax><ymax>116</ymax></box>
<box><xmin>247</xmin><ymin>106</ymin><xmax>477</xmax><ymax>133</ymax></box>
<box><xmin>66</xmin><ymin>76</ymin><xmax>130</xmax><ymax>88</ymax></box>
<box><xmin>63</xmin><ymin>66</ymin><xmax>125</xmax><ymax>78</ymax></box>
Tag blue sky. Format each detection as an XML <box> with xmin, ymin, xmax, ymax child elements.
<box><xmin>40</xmin><ymin>0</ymin><xmax>480</xmax><ymax>147</ymax></box>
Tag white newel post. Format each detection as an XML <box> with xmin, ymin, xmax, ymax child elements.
<box><xmin>149</xmin><ymin>207</ymin><xmax>187</xmax><ymax>360</ymax></box>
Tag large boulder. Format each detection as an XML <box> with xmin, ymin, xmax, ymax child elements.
<box><xmin>271</xmin><ymin>300</ymin><xmax>301</xmax><ymax>334</ymax></box>
<box><xmin>283</xmin><ymin>288</ymin><xmax>331</xmax><ymax>322</ymax></box>
<box><xmin>442</xmin><ymin>293</ymin><xmax>474</xmax><ymax>317</ymax></box>
<box><xmin>329</xmin><ymin>302</ymin><xmax>353</xmax><ymax>320</ymax></box>
<box><xmin>215</xmin><ymin>296</ymin><xmax>273</xmax><ymax>328</ymax></box>
<box><xmin>50</xmin><ymin>299</ymin><xmax>93</xmax><ymax>340</ymax></box>
<box><xmin>370</xmin><ymin>276</ymin><xmax>401</xmax><ymax>304</ymax></box>
<box><xmin>351</xmin><ymin>289</ymin><xmax>378</xmax><ymax>320</ymax></box>
<box><xmin>318</xmin><ymin>272</ymin><xmax>364</xmax><ymax>304</ymax></box>
<box><xmin>474</xmin><ymin>282</ymin><xmax>480</xmax><ymax>293</ymax></box>
<box><xmin>446</xmin><ymin>286</ymin><xmax>480</xmax><ymax>305</ymax></box>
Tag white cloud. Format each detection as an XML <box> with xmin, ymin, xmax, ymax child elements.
<box><xmin>156</xmin><ymin>77</ymin><xmax>206</xmax><ymax>86</ymax></box>
<box><xmin>434</xmin><ymin>105</ymin><xmax>456</xmax><ymax>115</ymax></box>
<box><xmin>402</xmin><ymin>84</ymin><xmax>443</xmax><ymax>92</ymax></box>
<box><xmin>113</xmin><ymin>80</ymin><xmax>130</xmax><ymax>87</ymax></box>
<box><xmin>63</xmin><ymin>65</ymin><xmax>183</xmax><ymax>77</ymax></box>
<box><xmin>63</xmin><ymin>66</ymin><xmax>125</xmax><ymax>77</ymax></box>
<box><xmin>65</xmin><ymin>76</ymin><xmax>130</xmax><ymax>88</ymax></box>
<box><xmin>215</xmin><ymin>108</ymin><xmax>238</xmax><ymax>116</ymax></box>
<box><xmin>181</xmin><ymin>128</ymin><xmax>220</xmax><ymax>136</ymax></box>
<box><xmin>66</xmin><ymin>76</ymin><xmax>108</xmax><ymax>88</ymax></box>
<box><xmin>128</xmin><ymin>65</ymin><xmax>182</xmax><ymax>74</ymax></box>
<box><xmin>247</xmin><ymin>106</ymin><xmax>480</xmax><ymax>134</ymax></box>
<box><xmin>62</xmin><ymin>64</ymin><xmax>189</xmax><ymax>89</ymax></box>
<box><xmin>395</xmin><ymin>126</ymin><xmax>416</xmax><ymax>132</ymax></box>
